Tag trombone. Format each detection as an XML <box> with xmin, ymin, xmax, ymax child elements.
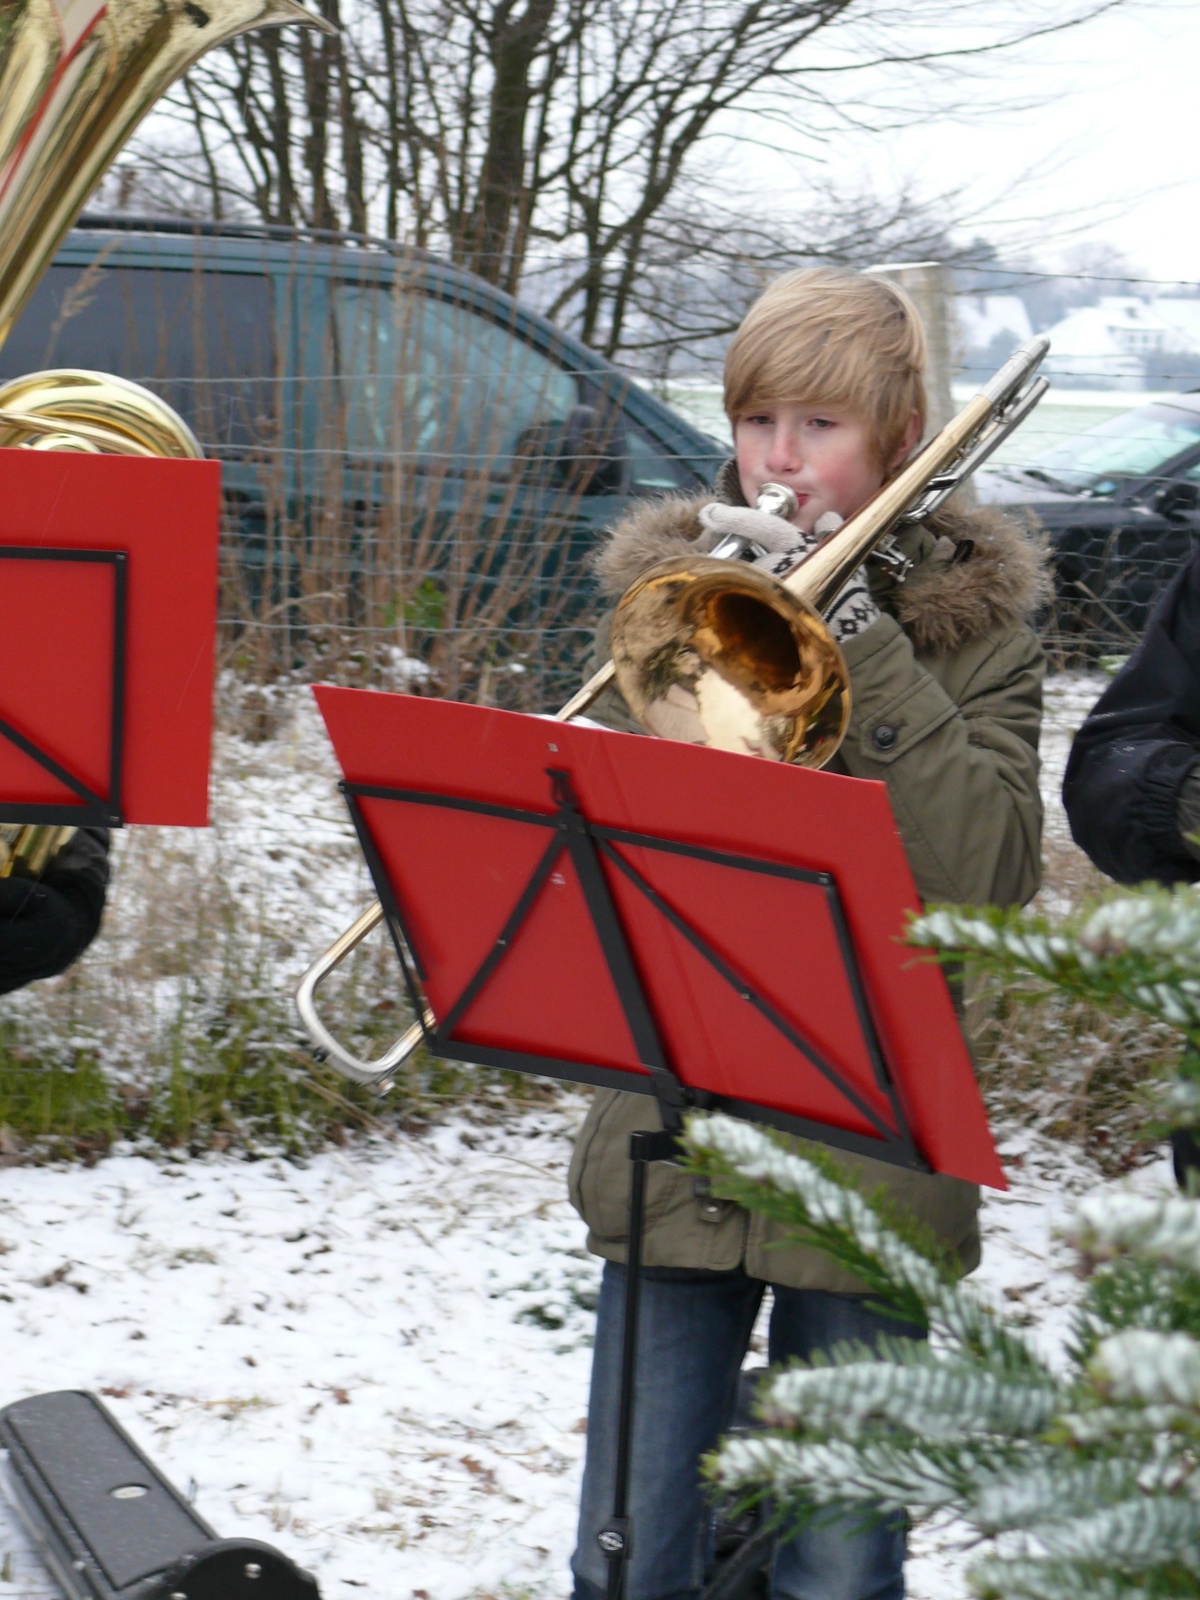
<box><xmin>296</xmin><ymin>336</ymin><xmax>1050</xmax><ymax>1089</ymax></box>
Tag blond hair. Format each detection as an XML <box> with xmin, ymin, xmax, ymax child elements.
<box><xmin>723</xmin><ymin>268</ymin><xmax>927</xmax><ymax>466</ymax></box>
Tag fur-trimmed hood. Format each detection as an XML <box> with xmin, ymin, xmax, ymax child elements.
<box><xmin>594</xmin><ymin>461</ymin><xmax>1050</xmax><ymax>658</ymax></box>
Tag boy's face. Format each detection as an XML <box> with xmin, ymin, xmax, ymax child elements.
<box><xmin>734</xmin><ymin>403</ymin><xmax>895</xmax><ymax>534</ymax></box>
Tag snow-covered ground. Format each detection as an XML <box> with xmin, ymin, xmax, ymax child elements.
<box><xmin>0</xmin><ymin>1108</ymin><xmax>597</xmax><ymax>1597</ymax></box>
<box><xmin>0</xmin><ymin>1110</ymin><xmax>1174</xmax><ymax>1599</ymax></box>
<box><xmin>0</xmin><ymin>669</ymin><xmax>1153</xmax><ymax>1600</ymax></box>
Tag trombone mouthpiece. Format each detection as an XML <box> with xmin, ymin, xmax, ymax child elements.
<box><xmin>755</xmin><ymin>482</ymin><xmax>799</xmax><ymax>521</ymax></box>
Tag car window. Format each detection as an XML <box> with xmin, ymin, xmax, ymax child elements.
<box><xmin>0</xmin><ymin>260</ymin><xmax>276</xmax><ymax>450</ymax></box>
<box><xmin>328</xmin><ymin>282</ymin><xmax>581</xmax><ymax>475</ymax></box>
<box><xmin>623</xmin><ymin>418</ymin><xmax>701</xmax><ymax>492</ymax></box>
<box><xmin>1028</xmin><ymin>403</ymin><xmax>1200</xmax><ymax>495</ymax></box>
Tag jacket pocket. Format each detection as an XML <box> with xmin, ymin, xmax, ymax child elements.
<box><xmin>568</xmin><ymin>1089</ymin><xmax>676</xmax><ymax>1243</ymax></box>
<box><xmin>853</xmin><ymin>671</ymin><xmax>958</xmax><ymax>767</ymax></box>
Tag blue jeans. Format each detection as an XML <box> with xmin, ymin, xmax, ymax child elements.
<box><xmin>571</xmin><ymin>1265</ymin><xmax>923</xmax><ymax>1600</ymax></box>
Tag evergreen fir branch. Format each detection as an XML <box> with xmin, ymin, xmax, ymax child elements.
<box><xmin>714</xmin><ymin>1430</ymin><xmax>1167</xmax><ymax>1545</ymax></box>
<box><xmin>968</xmin><ymin>1554</ymin><xmax>1186</xmax><ymax>1600</ymax></box>
<box><xmin>1067</xmin><ymin>1194</ymin><xmax>1200</xmax><ymax>1274</ymax></box>
<box><xmin>686</xmin><ymin>872</ymin><xmax>1200</xmax><ymax>1600</ymax></box>
<box><xmin>1036</xmin><ymin>1496</ymin><xmax>1200</xmax><ymax>1573</ymax></box>
<box><xmin>764</xmin><ymin>1359</ymin><xmax>1062</xmax><ymax>1442</ymax></box>
<box><xmin>685</xmin><ymin>1113</ymin><xmax>943</xmax><ymax>1327</ymax></box>
<box><xmin>969</xmin><ymin>1459</ymin><xmax>1148</xmax><ymax>1534</ymax></box>
<box><xmin>1056</xmin><ymin>1402</ymin><xmax>1200</xmax><ymax>1444</ymax></box>
<box><xmin>1089</xmin><ymin>1330</ymin><xmax>1200</xmax><ymax>1407</ymax></box>
<box><xmin>910</xmin><ymin>893</ymin><xmax>1200</xmax><ymax>1044</ymax></box>
<box><xmin>1069</xmin><ymin>1257</ymin><xmax>1200</xmax><ymax>1368</ymax></box>
<box><xmin>685</xmin><ymin>1113</ymin><xmax>1051</xmax><ymax>1377</ymax></box>
<box><xmin>710</xmin><ymin>1431</ymin><xmax>989</xmax><ymax>1512</ymax></box>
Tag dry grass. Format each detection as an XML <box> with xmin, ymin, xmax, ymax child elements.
<box><xmin>0</xmin><ymin>689</ymin><xmax>559</xmax><ymax>1164</ymax></box>
<box><xmin>0</xmin><ymin>668</ymin><xmax>1172</xmax><ymax>1172</ymax></box>
<box><xmin>0</xmin><ymin>277</ymin><xmax>610</xmax><ymax>1157</ymax></box>
<box><xmin>213</xmin><ymin>268</ymin><xmax>604</xmax><ymax>712</ymax></box>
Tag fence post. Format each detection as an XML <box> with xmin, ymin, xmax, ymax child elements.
<box><xmin>864</xmin><ymin>260</ymin><xmax>972</xmax><ymax>507</ymax></box>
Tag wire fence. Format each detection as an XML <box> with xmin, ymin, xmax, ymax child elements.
<box><xmin>212</xmin><ymin>418</ymin><xmax>1194</xmax><ymax>687</ymax></box>
<box><xmin>6</xmin><ymin>231</ymin><xmax>1198</xmax><ymax>1152</ymax></box>
<box><xmin>5</xmin><ymin>234</ymin><xmax>1200</xmax><ymax>701</ymax></box>
<box><xmin>949</xmin><ymin>263</ymin><xmax>1200</xmax><ymax>662</ymax></box>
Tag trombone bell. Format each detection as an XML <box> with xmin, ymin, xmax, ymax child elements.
<box><xmin>610</xmin><ymin>555</ymin><xmax>848</xmax><ymax>765</ymax></box>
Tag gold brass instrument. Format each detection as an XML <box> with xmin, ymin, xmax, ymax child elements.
<box><xmin>0</xmin><ymin>825</ymin><xmax>77</xmax><ymax>879</ymax></box>
<box><xmin>296</xmin><ymin>335</ymin><xmax>1050</xmax><ymax>1088</ymax></box>
<box><xmin>0</xmin><ymin>0</ymin><xmax>329</xmax><ymax>879</ymax></box>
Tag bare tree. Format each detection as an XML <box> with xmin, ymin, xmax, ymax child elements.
<box><xmin>610</xmin><ymin>176</ymin><xmax>982</xmax><ymax>384</ymax></box>
<box><xmin>108</xmin><ymin>0</ymin><xmax>1125</xmax><ymax>361</ymax></box>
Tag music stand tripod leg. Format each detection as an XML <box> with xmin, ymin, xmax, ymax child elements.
<box><xmin>598</xmin><ymin>1126</ymin><xmax>680</xmax><ymax>1600</ymax></box>
<box><xmin>539</xmin><ymin>774</ymin><xmax>690</xmax><ymax>1600</ymax></box>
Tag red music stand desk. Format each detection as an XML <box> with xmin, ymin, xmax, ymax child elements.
<box><xmin>314</xmin><ymin>684</ymin><xmax>1002</xmax><ymax>1188</ymax></box>
<box><xmin>313</xmin><ymin>685</ymin><xmax>1004</xmax><ymax>1600</ymax></box>
<box><xmin>0</xmin><ymin>451</ymin><xmax>220</xmax><ymax>829</ymax></box>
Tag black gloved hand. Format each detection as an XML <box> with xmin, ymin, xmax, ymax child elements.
<box><xmin>0</xmin><ymin>875</ymin><xmax>96</xmax><ymax>995</ymax></box>
<box><xmin>1177</xmin><ymin>762</ymin><xmax>1200</xmax><ymax>864</ymax></box>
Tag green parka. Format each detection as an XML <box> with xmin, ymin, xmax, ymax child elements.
<box><xmin>568</xmin><ymin>467</ymin><xmax>1049</xmax><ymax>1293</ymax></box>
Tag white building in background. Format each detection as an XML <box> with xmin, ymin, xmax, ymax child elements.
<box><xmin>956</xmin><ymin>294</ymin><xmax>1033</xmax><ymax>355</ymax></box>
<box><xmin>1038</xmin><ymin>297</ymin><xmax>1200</xmax><ymax>389</ymax></box>
<box><xmin>1155</xmin><ymin>299</ymin><xmax>1200</xmax><ymax>355</ymax></box>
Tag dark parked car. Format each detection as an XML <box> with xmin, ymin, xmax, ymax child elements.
<box><xmin>977</xmin><ymin>391</ymin><xmax>1200</xmax><ymax>656</ymax></box>
<box><xmin>0</xmin><ymin>215</ymin><xmax>724</xmax><ymax>704</ymax></box>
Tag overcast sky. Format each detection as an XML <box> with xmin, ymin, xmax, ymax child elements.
<box><xmin>861</xmin><ymin>0</ymin><xmax>1197</xmax><ymax>289</ymax></box>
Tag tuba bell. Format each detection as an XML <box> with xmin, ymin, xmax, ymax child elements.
<box><xmin>295</xmin><ymin>337</ymin><xmax>1051</xmax><ymax>1086</ymax></box>
<box><xmin>0</xmin><ymin>0</ymin><xmax>330</xmax><ymax>877</ymax></box>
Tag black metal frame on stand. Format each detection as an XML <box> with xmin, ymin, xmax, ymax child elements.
<box><xmin>0</xmin><ymin>547</ymin><xmax>128</xmax><ymax>828</ymax></box>
<box><xmin>342</xmin><ymin>766</ymin><xmax>930</xmax><ymax>1600</ymax></box>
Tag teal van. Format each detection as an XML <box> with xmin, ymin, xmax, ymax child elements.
<box><xmin>0</xmin><ymin>215</ymin><xmax>724</xmax><ymax>705</ymax></box>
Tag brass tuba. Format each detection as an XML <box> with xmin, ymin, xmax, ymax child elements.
<box><xmin>295</xmin><ymin>337</ymin><xmax>1050</xmax><ymax>1086</ymax></box>
<box><xmin>0</xmin><ymin>0</ymin><xmax>329</xmax><ymax>878</ymax></box>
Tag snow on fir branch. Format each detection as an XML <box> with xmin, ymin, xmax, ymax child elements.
<box><xmin>764</xmin><ymin>1358</ymin><xmax>1061</xmax><ymax>1440</ymax></box>
<box><xmin>1034</xmin><ymin>1496</ymin><xmax>1200</xmax><ymax>1571</ymax></box>
<box><xmin>1058</xmin><ymin>1401</ymin><xmax>1200</xmax><ymax>1443</ymax></box>
<box><xmin>713</xmin><ymin>1431</ymin><xmax>973</xmax><ymax>1508</ymax></box>
<box><xmin>1090</xmin><ymin>1330</ymin><xmax>1200</xmax><ymax>1406</ymax></box>
<box><xmin>910</xmin><ymin>888</ymin><xmax>1200</xmax><ymax>1039</ymax></box>
<box><xmin>683</xmin><ymin>1112</ymin><xmax>1200</xmax><ymax>1600</ymax></box>
<box><xmin>967</xmin><ymin>1460</ymin><xmax>1152</xmax><ymax>1534</ymax></box>
<box><xmin>1067</xmin><ymin>1192</ymin><xmax>1200</xmax><ymax>1271</ymax></box>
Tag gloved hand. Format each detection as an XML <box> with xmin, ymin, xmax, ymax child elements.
<box><xmin>1176</xmin><ymin>763</ymin><xmax>1200</xmax><ymax>863</ymax></box>
<box><xmin>734</xmin><ymin>509</ymin><xmax>882</xmax><ymax>644</ymax></box>
<box><xmin>0</xmin><ymin>874</ymin><xmax>97</xmax><ymax>995</ymax></box>
<box><xmin>696</xmin><ymin>502</ymin><xmax>807</xmax><ymax>557</ymax></box>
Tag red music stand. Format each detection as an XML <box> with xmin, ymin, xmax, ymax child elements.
<box><xmin>313</xmin><ymin>685</ymin><xmax>1005</xmax><ymax>1599</ymax></box>
<box><xmin>0</xmin><ymin>451</ymin><xmax>220</xmax><ymax>829</ymax></box>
